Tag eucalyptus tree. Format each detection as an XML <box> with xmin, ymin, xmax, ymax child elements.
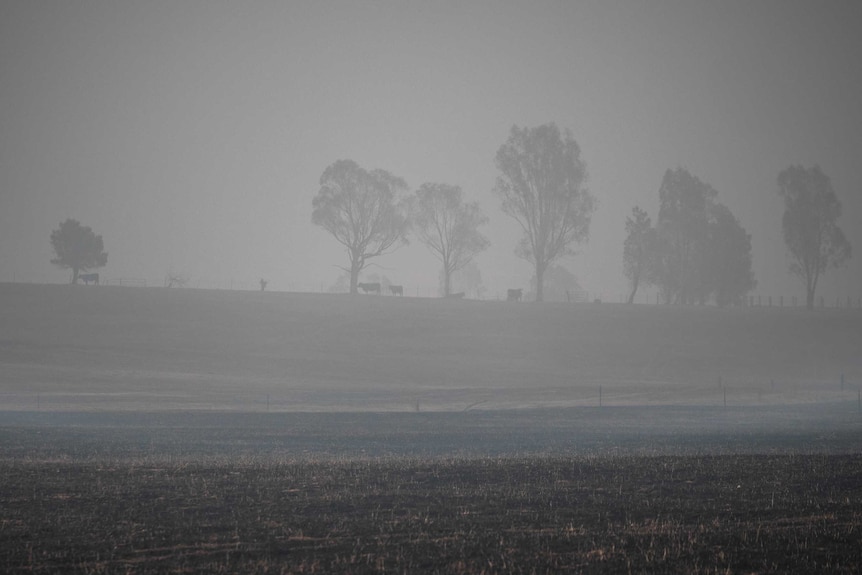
<box><xmin>650</xmin><ymin>168</ymin><xmax>755</xmax><ymax>306</ymax></box>
<box><xmin>493</xmin><ymin>123</ymin><xmax>596</xmax><ymax>301</ymax></box>
<box><xmin>312</xmin><ymin>159</ymin><xmax>410</xmax><ymax>294</ymax></box>
<box><xmin>412</xmin><ymin>183</ymin><xmax>489</xmax><ymax>297</ymax></box>
<box><xmin>654</xmin><ymin>168</ymin><xmax>717</xmax><ymax>304</ymax></box>
<box><xmin>777</xmin><ymin>165</ymin><xmax>851</xmax><ymax>309</ymax></box>
<box><xmin>704</xmin><ymin>203</ymin><xmax>756</xmax><ymax>307</ymax></box>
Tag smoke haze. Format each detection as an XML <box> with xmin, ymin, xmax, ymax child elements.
<box><xmin>2</xmin><ymin>0</ymin><xmax>860</xmax><ymax>299</ymax></box>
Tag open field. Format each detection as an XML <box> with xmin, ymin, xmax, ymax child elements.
<box><xmin>1</xmin><ymin>282</ymin><xmax>860</xmax><ymax>412</ymax></box>
<box><xmin>1</xmin><ymin>283</ymin><xmax>861</xmax><ymax>572</ymax></box>
<box><xmin>1</xmin><ymin>408</ymin><xmax>861</xmax><ymax>573</ymax></box>
<box><xmin>2</xmin><ymin>438</ymin><xmax>861</xmax><ymax>574</ymax></box>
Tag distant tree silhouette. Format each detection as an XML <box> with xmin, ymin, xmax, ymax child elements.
<box><xmin>413</xmin><ymin>183</ymin><xmax>489</xmax><ymax>297</ymax></box>
<box><xmin>777</xmin><ymin>165</ymin><xmax>851</xmax><ymax>309</ymax></box>
<box><xmin>493</xmin><ymin>123</ymin><xmax>595</xmax><ymax>301</ymax></box>
<box><xmin>654</xmin><ymin>168</ymin><xmax>716</xmax><ymax>304</ymax></box>
<box><xmin>704</xmin><ymin>203</ymin><xmax>756</xmax><ymax>307</ymax></box>
<box><xmin>623</xmin><ymin>206</ymin><xmax>655</xmax><ymax>304</ymax></box>
<box><xmin>50</xmin><ymin>219</ymin><xmax>108</xmax><ymax>284</ymax></box>
<box><xmin>649</xmin><ymin>168</ymin><xmax>755</xmax><ymax>305</ymax></box>
<box><xmin>312</xmin><ymin>160</ymin><xmax>410</xmax><ymax>294</ymax></box>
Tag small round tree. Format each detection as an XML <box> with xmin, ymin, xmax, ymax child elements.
<box><xmin>50</xmin><ymin>219</ymin><xmax>108</xmax><ymax>284</ymax></box>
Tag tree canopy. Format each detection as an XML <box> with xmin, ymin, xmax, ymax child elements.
<box><xmin>312</xmin><ymin>159</ymin><xmax>410</xmax><ymax>294</ymax></box>
<box><xmin>49</xmin><ymin>219</ymin><xmax>108</xmax><ymax>284</ymax></box>
<box><xmin>412</xmin><ymin>182</ymin><xmax>489</xmax><ymax>297</ymax></box>
<box><xmin>655</xmin><ymin>168</ymin><xmax>717</xmax><ymax>304</ymax></box>
<box><xmin>644</xmin><ymin>168</ymin><xmax>755</xmax><ymax>306</ymax></box>
<box><xmin>777</xmin><ymin>164</ymin><xmax>851</xmax><ymax>309</ymax></box>
<box><xmin>704</xmin><ymin>203</ymin><xmax>756</xmax><ymax>307</ymax></box>
<box><xmin>493</xmin><ymin>123</ymin><xmax>595</xmax><ymax>301</ymax></box>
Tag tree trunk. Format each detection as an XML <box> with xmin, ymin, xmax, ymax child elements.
<box><xmin>627</xmin><ymin>275</ymin><xmax>639</xmax><ymax>304</ymax></box>
<box><xmin>806</xmin><ymin>272</ymin><xmax>817</xmax><ymax>310</ymax></box>
<box><xmin>349</xmin><ymin>258</ymin><xmax>361</xmax><ymax>295</ymax></box>
<box><xmin>535</xmin><ymin>262</ymin><xmax>545</xmax><ymax>302</ymax></box>
<box><xmin>443</xmin><ymin>267</ymin><xmax>451</xmax><ymax>297</ymax></box>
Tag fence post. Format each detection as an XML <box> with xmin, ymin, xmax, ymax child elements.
<box><xmin>599</xmin><ymin>385</ymin><xmax>602</xmax><ymax>407</ymax></box>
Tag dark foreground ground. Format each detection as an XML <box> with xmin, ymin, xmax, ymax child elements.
<box><xmin>2</xmin><ymin>407</ymin><xmax>862</xmax><ymax>573</ymax></box>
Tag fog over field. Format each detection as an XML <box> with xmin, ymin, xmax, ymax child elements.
<box><xmin>1</xmin><ymin>283</ymin><xmax>860</xmax><ymax>422</ymax></box>
<box><xmin>4</xmin><ymin>6</ymin><xmax>862</xmax><ymax>569</ymax></box>
<box><xmin>0</xmin><ymin>0</ymin><xmax>860</xmax><ymax>458</ymax></box>
<box><xmin>1</xmin><ymin>1</ymin><xmax>861</xmax><ymax>300</ymax></box>
<box><xmin>2</xmin><ymin>283</ymin><xmax>862</xmax><ymax>573</ymax></box>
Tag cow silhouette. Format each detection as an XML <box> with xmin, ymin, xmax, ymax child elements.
<box><xmin>389</xmin><ymin>285</ymin><xmax>403</xmax><ymax>296</ymax></box>
<box><xmin>79</xmin><ymin>273</ymin><xmax>99</xmax><ymax>285</ymax></box>
<box><xmin>357</xmin><ymin>282</ymin><xmax>381</xmax><ymax>294</ymax></box>
<box><xmin>507</xmin><ymin>288</ymin><xmax>522</xmax><ymax>302</ymax></box>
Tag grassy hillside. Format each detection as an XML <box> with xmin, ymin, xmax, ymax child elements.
<box><xmin>0</xmin><ymin>282</ymin><xmax>859</xmax><ymax>411</ymax></box>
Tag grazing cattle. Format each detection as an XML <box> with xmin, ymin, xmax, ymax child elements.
<box><xmin>357</xmin><ymin>282</ymin><xmax>381</xmax><ymax>294</ymax></box>
<box><xmin>389</xmin><ymin>285</ymin><xmax>403</xmax><ymax>296</ymax></box>
<box><xmin>446</xmin><ymin>291</ymin><xmax>465</xmax><ymax>299</ymax></box>
<box><xmin>507</xmin><ymin>288</ymin><xmax>522</xmax><ymax>302</ymax></box>
<box><xmin>79</xmin><ymin>273</ymin><xmax>99</xmax><ymax>285</ymax></box>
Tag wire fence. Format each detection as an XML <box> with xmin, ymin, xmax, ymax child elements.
<box><xmin>2</xmin><ymin>375</ymin><xmax>860</xmax><ymax>413</ymax></box>
<box><xmin>612</xmin><ymin>291</ymin><xmax>862</xmax><ymax>309</ymax></box>
<box><xmin>4</xmin><ymin>275</ymin><xmax>860</xmax><ymax>309</ymax></box>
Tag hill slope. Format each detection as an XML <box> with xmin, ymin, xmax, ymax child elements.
<box><xmin>0</xmin><ymin>283</ymin><xmax>859</xmax><ymax>411</ymax></box>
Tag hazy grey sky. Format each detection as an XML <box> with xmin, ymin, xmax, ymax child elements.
<box><xmin>1</xmin><ymin>0</ymin><xmax>860</xmax><ymax>299</ymax></box>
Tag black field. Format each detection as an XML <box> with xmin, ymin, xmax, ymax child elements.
<box><xmin>1</xmin><ymin>284</ymin><xmax>861</xmax><ymax>573</ymax></box>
